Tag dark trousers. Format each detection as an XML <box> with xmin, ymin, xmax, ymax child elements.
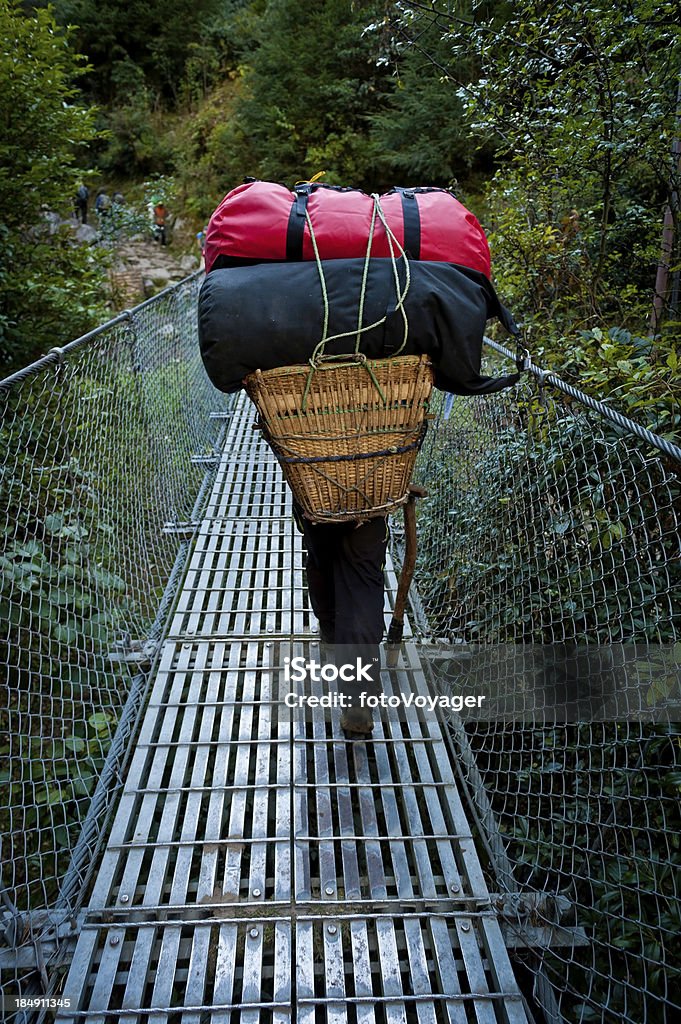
<box><xmin>299</xmin><ymin>512</ymin><xmax>388</xmax><ymax>698</ymax></box>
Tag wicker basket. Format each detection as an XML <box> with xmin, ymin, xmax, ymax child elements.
<box><xmin>244</xmin><ymin>353</ymin><xmax>434</xmax><ymax>522</ymax></box>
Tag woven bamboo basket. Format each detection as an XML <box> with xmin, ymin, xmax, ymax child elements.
<box><xmin>244</xmin><ymin>353</ymin><xmax>434</xmax><ymax>523</ymax></box>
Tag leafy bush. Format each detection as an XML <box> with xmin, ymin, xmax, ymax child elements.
<box><xmin>180</xmin><ymin>0</ymin><xmax>393</xmax><ymax>192</ymax></box>
<box><xmin>565</xmin><ymin>327</ymin><xmax>680</xmax><ymax>439</ymax></box>
<box><xmin>0</xmin><ymin>1</ymin><xmax>107</xmax><ymax>372</ymax></box>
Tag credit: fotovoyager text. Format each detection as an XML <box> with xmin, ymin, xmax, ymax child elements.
<box><xmin>283</xmin><ymin>691</ymin><xmax>487</xmax><ymax>711</ymax></box>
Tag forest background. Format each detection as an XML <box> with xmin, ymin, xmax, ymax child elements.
<box><xmin>1</xmin><ymin>0</ymin><xmax>679</xmax><ymax>435</ymax></box>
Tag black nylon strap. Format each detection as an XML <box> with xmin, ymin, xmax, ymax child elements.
<box><xmin>398</xmin><ymin>188</ymin><xmax>421</xmax><ymax>259</ymax></box>
<box><xmin>286</xmin><ymin>185</ymin><xmax>311</xmax><ymax>261</ymax></box>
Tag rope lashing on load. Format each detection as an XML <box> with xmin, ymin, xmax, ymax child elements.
<box><xmin>300</xmin><ymin>193</ymin><xmax>412</xmax><ymax>412</ymax></box>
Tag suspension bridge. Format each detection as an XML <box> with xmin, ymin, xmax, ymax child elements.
<box><xmin>1</xmin><ymin>273</ymin><xmax>679</xmax><ymax>1023</ymax></box>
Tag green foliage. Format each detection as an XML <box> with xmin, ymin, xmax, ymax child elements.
<box><xmin>454</xmin><ymin>0</ymin><xmax>680</xmax><ymax>323</ymax></box>
<box><xmin>187</xmin><ymin>0</ymin><xmax>393</xmax><ymax>194</ymax></box>
<box><xmin>141</xmin><ymin>174</ymin><xmax>177</xmax><ymax>211</ymax></box>
<box><xmin>1</xmin><ymin>389</ymin><xmax>135</xmax><ymax>676</ymax></box>
<box><xmin>567</xmin><ymin>327</ymin><xmax>680</xmax><ymax>438</ymax></box>
<box><xmin>173</xmin><ymin>74</ymin><xmax>246</xmax><ymax>220</ymax></box>
<box><xmin>2</xmin><ymin>225</ymin><xmax>109</xmax><ymax>369</ymax></box>
<box><xmin>389</xmin><ymin>1</ymin><xmax>680</xmax><ymax>428</ymax></box>
<box><xmin>50</xmin><ymin>0</ymin><xmax>230</xmax><ymax>103</ymax></box>
<box><xmin>367</xmin><ymin>8</ymin><xmax>493</xmax><ymax>185</ymax></box>
<box><xmin>0</xmin><ymin>334</ymin><xmax>214</xmax><ymax>906</ymax></box>
<box><xmin>370</xmin><ymin>70</ymin><xmax>472</xmax><ymax>185</ymax></box>
<box><xmin>0</xmin><ymin>0</ymin><xmax>107</xmax><ymax>372</ymax></box>
<box><xmin>0</xmin><ymin>1</ymin><xmax>95</xmax><ymax>221</ymax></box>
<box><xmin>468</xmin><ymin>721</ymin><xmax>681</xmax><ymax>1023</ymax></box>
<box><xmin>0</xmin><ymin>384</ymin><xmax>129</xmax><ymax>906</ymax></box>
<box><xmin>0</xmin><ymin>711</ymin><xmax>116</xmax><ymax>906</ymax></box>
<box><xmin>42</xmin><ymin>1</ymin><xmax>246</xmax><ymax>177</ymax></box>
<box><xmin>94</xmin><ymin>61</ymin><xmax>175</xmax><ymax>177</ymax></box>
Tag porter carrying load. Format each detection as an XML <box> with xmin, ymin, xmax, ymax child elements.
<box><xmin>198</xmin><ymin>181</ymin><xmax>526</xmax><ymax>522</ymax></box>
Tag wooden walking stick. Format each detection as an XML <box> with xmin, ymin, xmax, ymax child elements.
<box><xmin>387</xmin><ymin>484</ymin><xmax>427</xmax><ymax>666</ymax></box>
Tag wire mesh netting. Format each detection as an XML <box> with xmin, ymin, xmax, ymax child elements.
<box><xmin>0</xmin><ymin>274</ymin><xmax>229</xmax><ymax>998</ymax></box>
<box><xmin>411</xmin><ymin>367</ymin><xmax>678</xmax><ymax>645</ymax></box>
<box><xmin>400</xmin><ymin>348</ymin><xmax>681</xmax><ymax>1023</ymax></box>
<box><xmin>1</xmin><ymin>275</ymin><xmax>680</xmax><ymax>1024</ymax></box>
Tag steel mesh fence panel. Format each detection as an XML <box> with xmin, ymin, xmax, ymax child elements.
<box><xmin>457</xmin><ymin>718</ymin><xmax>681</xmax><ymax>1024</ymax></box>
<box><xmin>399</xmin><ymin>347</ymin><xmax>681</xmax><ymax>1023</ymax></box>
<box><xmin>0</xmin><ymin>275</ymin><xmax>230</xmax><ymax>1003</ymax></box>
<box><xmin>412</xmin><ymin>376</ymin><xmax>678</xmax><ymax>644</ymax></box>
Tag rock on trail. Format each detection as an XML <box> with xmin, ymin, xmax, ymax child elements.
<box><xmin>109</xmin><ymin>239</ymin><xmax>201</xmax><ymax>309</ymax></box>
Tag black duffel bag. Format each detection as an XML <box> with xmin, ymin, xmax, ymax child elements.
<box><xmin>198</xmin><ymin>257</ymin><xmax>520</xmax><ymax>395</ymax></box>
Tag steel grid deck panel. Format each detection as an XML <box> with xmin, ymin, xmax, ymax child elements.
<box><xmin>58</xmin><ymin>394</ymin><xmax>529</xmax><ymax>1023</ymax></box>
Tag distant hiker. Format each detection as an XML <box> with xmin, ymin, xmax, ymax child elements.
<box><xmin>109</xmin><ymin>192</ymin><xmax>125</xmax><ymax>234</ymax></box>
<box><xmin>74</xmin><ymin>184</ymin><xmax>89</xmax><ymax>224</ymax></box>
<box><xmin>95</xmin><ymin>189</ymin><xmax>111</xmax><ymax>218</ymax></box>
<box><xmin>151</xmin><ymin>197</ymin><xmax>168</xmax><ymax>245</ymax></box>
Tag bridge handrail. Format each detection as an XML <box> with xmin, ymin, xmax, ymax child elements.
<box><xmin>0</xmin><ymin>271</ymin><xmax>204</xmax><ymax>393</ymax></box>
<box><xmin>484</xmin><ymin>335</ymin><xmax>681</xmax><ymax>464</ymax></box>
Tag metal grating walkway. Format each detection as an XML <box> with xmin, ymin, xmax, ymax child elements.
<box><xmin>58</xmin><ymin>394</ymin><xmax>531</xmax><ymax>1024</ymax></box>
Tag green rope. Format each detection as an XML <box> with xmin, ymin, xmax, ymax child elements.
<box><xmin>373</xmin><ymin>195</ymin><xmax>410</xmax><ymax>357</ymax></box>
<box><xmin>307</xmin><ymin>208</ymin><xmax>331</xmax><ymax>365</ymax></box>
<box><xmin>355</xmin><ymin>200</ymin><xmax>379</xmax><ymax>354</ymax></box>
<box><xmin>301</xmin><ymin>193</ymin><xmax>412</xmax><ymax>411</ymax></box>
<box><xmin>356</xmin><ymin>353</ymin><xmax>386</xmax><ymax>404</ymax></box>
<box><xmin>301</xmin><ymin>362</ymin><xmax>317</xmax><ymax>413</ymax></box>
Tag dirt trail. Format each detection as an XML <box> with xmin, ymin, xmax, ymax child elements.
<box><xmin>109</xmin><ymin>238</ymin><xmax>202</xmax><ymax>309</ymax></box>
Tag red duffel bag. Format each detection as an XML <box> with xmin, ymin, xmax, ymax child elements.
<box><xmin>203</xmin><ymin>180</ymin><xmax>491</xmax><ymax>278</ymax></box>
